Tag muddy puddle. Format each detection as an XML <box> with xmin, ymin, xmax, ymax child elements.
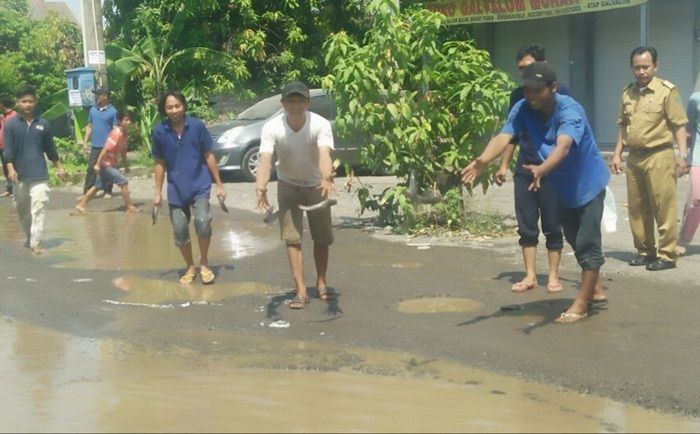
<box><xmin>2</xmin><ymin>317</ymin><xmax>699</xmax><ymax>433</ymax></box>
<box><xmin>391</xmin><ymin>262</ymin><xmax>424</xmax><ymax>269</ymax></box>
<box><xmin>108</xmin><ymin>275</ymin><xmax>274</xmax><ymax>306</ymax></box>
<box><xmin>396</xmin><ymin>297</ymin><xmax>483</xmax><ymax>314</ymax></box>
<box><xmin>3</xmin><ymin>209</ymin><xmax>279</xmax><ymax>270</ymax></box>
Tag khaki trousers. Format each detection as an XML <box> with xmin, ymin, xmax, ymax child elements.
<box><xmin>277</xmin><ymin>180</ymin><xmax>333</xmax><ymax>246</ymax></box>
<box><xmin>13</xmin><ymin>180</ymin><xmax>50</xmax><ymax>249</ymax></box>
<box><xmin>625</xmin><ymin>147</ymin><xmax>678</xmax><ymax>262</ymax></box>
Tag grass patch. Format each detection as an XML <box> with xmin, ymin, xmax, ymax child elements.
<box><xmin>412</xmin><ymin>210</ymin><xmax>516</xmax><ymax>239</ymax></box>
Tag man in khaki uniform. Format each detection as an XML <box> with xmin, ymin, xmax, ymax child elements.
<box><xmin>611</xmin><ymin>46</ymin><xmax>688</xmax><ymax>271</ymax></box>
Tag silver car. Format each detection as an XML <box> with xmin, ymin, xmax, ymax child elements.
<box><xmin>210</xmin><ymin>89</ymin><xmax>363</xmax><ymax>182</ymax></box>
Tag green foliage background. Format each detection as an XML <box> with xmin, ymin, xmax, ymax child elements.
<box><xmin>323</xmin><ymin>0</ymin><xmax>514</xmax><ymax>229</ymax></box>
<box><xmin>103</xmin><ymin>0</ymin><xmax>374</xmax><ymax>98</ymax></box>
<box><xmin>0</xmin><ymin>0</ymin><xmax>82</xmax><ymax>99</ymax></box>
<box><xmin>0</xmin><ymin>0</ymin><xmax>518</xmax><ymax>233</ymax></box>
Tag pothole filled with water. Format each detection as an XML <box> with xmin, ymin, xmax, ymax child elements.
<box><xmin>396</xmin><ymin>297</ymin><xmax>483</xmax><ymax>314</ymax></box>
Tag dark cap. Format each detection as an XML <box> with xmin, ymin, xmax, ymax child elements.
<box><xmin>93</xmin><ymin>86</ymin><xmax>110</xmax><ymax>95</ymax></box>
<box><xmin>522</xmin><ymin>62</ymin><xmax>557</xmax><ymax>89</ymax></box>
<box><xmin>281</xmin><ymin>81</ymin><xmax>309</xmax><ymax>99</ymax></box>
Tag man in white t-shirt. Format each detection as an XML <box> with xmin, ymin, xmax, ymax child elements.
<box><xmin>256</xmin><ymin>81</ymin><xmax>336</xmax><ymax>309</ymax></box>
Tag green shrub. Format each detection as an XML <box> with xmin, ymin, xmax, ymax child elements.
<box><xmin>324</xmin><ymin>0</ymin><xmax>514</xmax><ymax>229</ymax></box>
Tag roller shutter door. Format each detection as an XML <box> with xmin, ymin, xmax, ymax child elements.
<box><xmin>593</xmin><ymin>0</ymin><xmax>695</xmax><ymax>146</ymax></box>
<box><xmin>593</xmin><ymin>6</ymin><xmax>640</xmax><ymax>146</ymax></box>
<box><xmin>648</xmin><ymin>0</ymin><xmax>695</xmax><ymax>105</ymax></box>
<box><xmin>491</xmin><ymin>16</ymin><xmax>571</xmax><ymax>94</ymax></box>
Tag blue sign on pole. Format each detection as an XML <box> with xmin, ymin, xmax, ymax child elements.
<box><xmin>65</xmin><ymin>67</ymin><xmax>96</xmax><ymax>107</ymax></box>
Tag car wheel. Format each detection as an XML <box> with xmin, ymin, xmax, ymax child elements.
<box><xmin>241</xmin><ymin>145</ymin><xmax>261</xmax><ymax>182</ymax></box>
<box><xmin>241</xmin><ymin>145</ymin><xmax>277</xmax><ymax>182</ymax></box>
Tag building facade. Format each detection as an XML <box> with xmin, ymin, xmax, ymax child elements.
<box><xmin>470</xmin><ymin>0</ymin><xmax>699</xmax><ymax>147</ymax></box>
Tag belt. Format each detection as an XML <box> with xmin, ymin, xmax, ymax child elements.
<box><xmin>629</xmin><ymin>144</ymin><xmax>673</xmax><ymax>155</ymax></box>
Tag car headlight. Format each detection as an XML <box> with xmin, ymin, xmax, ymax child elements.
<box><xmin>217</xmin><ymin>153</ymin><xmax>230</xmax><ymax>165</ymax></box>
<box><xmin>217</xmin><ymin>126</ymin><xmax>244</xmax><ymax>145</ymax></box>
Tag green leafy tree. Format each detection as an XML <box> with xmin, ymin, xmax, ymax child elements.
<box><xmin>103</xmin><ymin>0</ymin><xmax>372</xmax><ymax>96</ymax></box>
<box><xmin>323</xmin><ymin>0</ymin><xmax>513</xmax><ymax>228</ymax></box>
<box><xmin>0</xmin><ymin>0</ymin><xmax>82</xmax><ymax>98</ymax></box>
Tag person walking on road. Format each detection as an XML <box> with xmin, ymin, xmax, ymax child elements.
<box><xmin>152</xmin><ymin>90</ymin><xmax>226</xmax><ymax>285</ymax></box>
<box><xmin>79</xmin><ymin>87</ymin><xmax>117</xmax><ymax>200</ymax></box>
<box><xmin>462</xmin><ymin>63</ymin><xmax>609</xmax><ymax>323</ymax></box>
<box><xmin>611</xmin><ymin>47</ymin><xmax>688</xmax><ymax>271</ymax></box>
<box><xmin>494</xmin><ymin>44</ymin><xmax>572</xmax><ymax>294</ymax></box>
<box><xmin>255</xmin><ymin>81</ymin><xmax>336</xmax><ymax>309</ymax></box>
<box><xmin>74</xmin><ymin>111</ymin><xmax>138</xmax><ymax>214</ymax></box>
<box><xmin>0</xmin><ymin>94</ymin><xmax>18</xmax><ymax>198</ymax></box>
<box><xmin>2</xmin><ymin>85</ymin><xmax>66</xmax><ymax>255</ymax></box>
<box><xmin>678</xmin><ymin>91</ymin><xmax>700</xmax><ymax>255</ymax></box>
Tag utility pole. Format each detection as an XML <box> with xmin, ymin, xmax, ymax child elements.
<box><xmin>82</xmin><ymin>0</ymin><xmax>107</xmax><ymax>86</ymax></box>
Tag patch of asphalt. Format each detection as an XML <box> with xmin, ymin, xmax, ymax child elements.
<box><xmin>1</xmin><ymin>175</ymin><xmax>698</xmax><ymax>418</ymax></box>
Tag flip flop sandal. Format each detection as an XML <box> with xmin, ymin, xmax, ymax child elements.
<box><xmin>555</xmin><ymin>312</ymin><xmax>588</xmax><ymax>324</ymax></box>
<box><xmin>70</xmin><ymin>205</ymin><xmax>87</xmax><ymax>216</ymax></box>
<box><xmin>590</xmin><ymin>297</ymin><xmax>608</xmax><ymax>305</ymax></box>
<box><xmin>318</xmin><ymin>287</ymin><xmax>336</xmax><ymax>301</ymax></box>
<box><xmin>200</xmin><ymin>268</ymin><xmax>215</xmax><ymax>285</ymax></box>
<box><xmin>546</xmin><ymin>282</ymin><xmax>563</xmax><ymax>293</ymax></box>
<box><xmin>289</xmin><ymin>295</ymin><xmax>310</xmax><ymax>309</ymax></box>
<box><xmin>179</xmin><ymin>269</ymin><xmax>197</xmax><ymax>285</ymax></box>
<box><xmin>511</xmin><ymin>281</ymin><xmax>537</xmax><ymax>293</ymax></box>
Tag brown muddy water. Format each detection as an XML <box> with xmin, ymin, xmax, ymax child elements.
<box><xmin>0</xmin><ymin>208</ymin><xmax>279</xmax><ymax>270</ymax></box>
<box><xmin>1</xmin><ymin>318</ymin><xmax>699</xmax><ymax>433</ymax></box>
<box><xmin>396</xmin><ymin>297</ymin><xmax>483</xmax><ymax>314</ymax></box>
<box><xmin>108</xmin><ymin>274</ymin><xmax>275</xmax><ymax>306</ymax></box>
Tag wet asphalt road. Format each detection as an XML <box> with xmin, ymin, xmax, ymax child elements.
<box><xmin>0</xmin><ymin>174</ymin><xmax>699</xmax><ymax>419</ymax></box>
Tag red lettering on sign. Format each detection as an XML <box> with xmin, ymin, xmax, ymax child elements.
<box><xmin>427</xmin><ymin>1</ymin><xmax>457</xmax><ymax>16</ymax></box>
<box><xmin>456</xmin><ymin>0</ymin><xmax>527</xmax><ymax>16</ymax></box>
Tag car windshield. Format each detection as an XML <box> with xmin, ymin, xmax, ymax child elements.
<box><xmin>236</xmin><ymin>95</ymin><xmax>282</xmax><ymax>120</ymax></box>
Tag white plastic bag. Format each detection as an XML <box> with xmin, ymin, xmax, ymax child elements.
<box><xmin>602</xmin><ymin>186</ymin><xmax>617</xmax><ymax>234</ymax></box>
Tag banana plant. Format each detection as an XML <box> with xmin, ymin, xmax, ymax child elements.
<box><xmin>105</xmin><ymin>7</ymin><xmax>248</xmax><ymax>100</ymax></box>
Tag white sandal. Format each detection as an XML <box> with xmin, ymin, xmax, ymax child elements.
<box><xmin>555</xmin><ymin>312</ymin><xmax>588</xmax><ymax>324</ymax></box>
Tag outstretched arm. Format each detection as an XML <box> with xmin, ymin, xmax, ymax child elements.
<box><xmin>461</xmin><ymin>133</ymin><xmax>515</xmax><ymax>186</ymax></box>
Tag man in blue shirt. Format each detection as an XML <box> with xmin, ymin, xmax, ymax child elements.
<box><xmin>3</xmin><ymin>85</ymin><xmax>65</xmax><ymax>255</ymax></box>
<box><xmin>462</xmin><ymin>63</ymin><xmax>610</xmax><ymax>323</ymax></box>
<box><xmin>80</xmin><ymin>87</ymin><xmax>117</xmax><ymax>199</ymax></box>
<box><xmin>495</xmin><ymin>44</ymin><xmax>572</xmax><ymax>295</ymax></box>
<box><xmin>152</xmin><ymin>90</ymin><xmax>226</xmax><ymax>285</ymax></box>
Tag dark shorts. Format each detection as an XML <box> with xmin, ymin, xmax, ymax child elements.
<box><xmin>514</xmin><ymin>172</ymin><xmax>563</xmax><ymax>250</ymax></box>
<box><xmin>561</xmin><ymin>189</ymin><xmax>606</xmax><ymax>270</ymax></box>
<box><xmin>96</xmin><ymin>166</ymin><xmax>128</xmax><ymax>190</ymax></box>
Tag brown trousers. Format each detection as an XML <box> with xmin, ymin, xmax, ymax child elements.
<box><xmin>626</xmin><ymin>146</ymin><xmax>678</xmax><ymax>262</ymax></box>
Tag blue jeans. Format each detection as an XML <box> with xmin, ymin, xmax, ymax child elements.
<box><xmin>95</xmin><ymin>166</ymin><xmax>128</xmax><ymax>190</ymax></box>
<box><xmin>168</xmin><ymin>198</ymin><xmax>212</xmax><ymax>246</ymax></box>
